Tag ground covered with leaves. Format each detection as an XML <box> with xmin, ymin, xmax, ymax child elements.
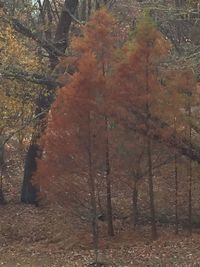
<box><xmin>0</xmin><ymin>203</ymin><xmax>200</xmax><ymax>267</ymax></box>
<box><xmin>1</xmin><ymin>142</ymin><xmax>200</xmax><ymax>266</ymax></box>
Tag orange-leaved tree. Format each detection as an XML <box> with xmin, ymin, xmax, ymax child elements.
<box><xmin>173</xmin><ymin>70</ymin><xmax>196</xmax><ymax>234</ymax></box>
<box><xmin>160</xmin><ymin>68</ymin><xmax>195</xmax><ymax>234</ymax></box>
<box><xmin>34</xmin><ymin>8</ymin><xmax>117</xmax><ymax>264</ymax></box>
<box><xmin>72</xmin><ymin>8</ymin><xmax>118</xmax><ymax>237</ymax></box>
<box><xmin>112</xmin><ymin>13</ymin><xmax>171</xmax><ymax>239</ymax></box>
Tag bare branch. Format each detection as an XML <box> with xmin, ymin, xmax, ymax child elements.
<box><xmin>119</xmin><ymin>107</ymin><xmax>200</xmax><ymax>164</ymax></box>
<box><xmin>3</xmin><ymin>16</ymin><xmax>64</xmax><ymax>58</ymax></box>
<box><xmin>63</xmin><ymin>6</ymin><xmax>84</xmax><ymax>25</ymax></box>
<box><xmin>0</xmin><ymin>111</ymin><xmax>46</xmax><ymax>148</ymax></box>
<box><xmin>0</xmin><ymin>67</ymin><xmax>62</xmax><ymax>88</ymax></box>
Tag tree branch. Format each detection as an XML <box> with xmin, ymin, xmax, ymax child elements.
<box><xmin>0</xmin><ymin>111</ymin><xmax>46</xmax><ymax>149</ymax></box>
<box><xmin>0</xmin><ymin>67</ymin><xmax>62</xmax><ymax>88</ymax></box>
<box><xmin>3</xmin><ymin>16</ymin><xmax>64</xmax><ymax>58</ymax></box>
<box><xmin>120</xmin><ymin>108</ymin><xmax>200</xmax><ymax>164</ymax></box>
<box><xmin>64</xmin><ymin>6</ymin><xmax>84</xmax><ymax>25</ymax></box>
<box><xmin>54</xmin><ymin>0</ymin><xmax>79</xmax><ymax>53</ymax></box>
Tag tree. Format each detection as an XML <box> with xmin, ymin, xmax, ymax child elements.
<box><xmin>72</xmin><ymin>8</ymin><xmax>118</xmax><ymax>236</ymax></box>
<box><xmin>159</xmin><ymin>68</ymin><xmax>188</xmax><ymax>234</ymax></box>
<box><xmin>17</xmin><ymin>0</ymin><xmax>79</xmax><ymax>204</ymax></box>
<box><xmin>34</xmin><ymin>51</ymin><xmax>100</xmax><ymax>265</ymax></box>
<box><xmin>181</xmin><ymin>70</ymin><xmax>196</xmax><ymax>234</ymax></box>
<box><xmin>0</xmin><ymin>17</ymin><xmax>42</xmax><ymax>203</ymax></box>
<box><xmin>2</xmin><ymin>1</ymin><xmax>200</xmax><ymax>209</ymax></box>
<box><xmin>163</xmin><ymin>68</ymin><xmax>196</xmax><ymax>233</ymax></box>
<box><xmin>113</xmin><ymin>14</ymin><xmax>171</xmax><ymax>239</ymax></box>
<box><xmin>34</xmin><ymin>8</ymin><xmax>118</xmax><ymax>264</ymax></box>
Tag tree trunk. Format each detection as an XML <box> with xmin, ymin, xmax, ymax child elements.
<box><xmin>105</xmin><ymin>116</ymin><xmax>114</xmax><ymax>237</ymax></box>
<box><xmin>87</xmin><ymin>0</ymin><xmax>92</xmax><ymax>19</ymax></box>
<box><xmin>0</xmin><ymin>141</ymin><xmax>5</xmax><ymax>204</ymax></box>
<box><xmin>145</xmin><ymin>57</ymin><xmax>157</xmax><ymax>240</ymax></box>
<box><xmin>0</xmin><ymin>166</ymin><xmax>5</xmax><ymax>205</ymax></box>
<box><xmin>21</xmin><ymin>90</ymin><xmax>53</xmax><ymax>204</ymax></box>
<box><xmin>147</xmin><ymin>137</ymin><xmax>157</xmax><ymax>240</ymax></box>
<box><xmin>132</xmin><ymin>178</ymin><xmax>138</xmax><ymax>229</ymax></box>
<box><xmin>173</xmin><ymin>118</ymin><xmax>179</xmax><ymax>234</ymax></box>
<box><xmin>88</xmin><ymin>155</ymin><xmax>98</xmax><ymax>264</ymax></box>
<box><xmin>188</xmin><ymin>157</ymin><xmax>192</xmax><ymax>234</ymax></box>
<box><xmin>174</xmin><ymin>152</ymin><xmax>179</xmax><ymax>234</ymax></box>
<box><xmin>54</xmin><ymin>0</ymin><xmax>79</xmax><ymax>54</ymax></box>
<box><xmin>87</xmin><ymin>112</ymin><xmax>99</xmax><ymax>265</ymax></box>
<box><xmin>21</xmin><ymin>144</ymin><xmax>40</xmax><ymax>204</ymax></box>
<box><xmin>79</xmin><ymin>0</ymin><xmax>87</xmax><ymax>21</ymax></box>
<box><xmin>20</xmin><ymin>0</ymin><xmax>79</xmax><ymax>205</ymax></box>
<box><xmin>188</xmin><ymin>99</ymin><xmax>192</xmax><ymax>234</ymax></box>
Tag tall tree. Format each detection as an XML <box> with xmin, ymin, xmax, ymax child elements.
<box><xmin>72</xmin><ymin>8</ymin><xmax>117</xmax><ymax>236</ymax></box>
<box><xmin>182</xmin><ymin>70</ymin><xmax>196</xmax><ymax>234</ymax></box>
<box><xmin>19</xmin><ymin>0</ymin><xmax>79</xmax><ymax>204</ymax></box>
<box><xmin>113</xmin><ymin>14</ymin><xmax>171</xmax><ymax>239</ymax></box>
<box><xmin>34</xmin><ymin>8</ymin><xmax>118</xmax><ymax>262</ymax></box>
<box><xmin>34</xmin><ymin>51</ymin><xmax>100</xmax><ymax>264</ymax></box>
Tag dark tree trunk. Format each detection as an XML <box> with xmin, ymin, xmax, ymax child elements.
<box><xmin>0</xmin><ymin>167</ymin><xmax>5</xmax><ymax>205</ymax></box>
<box><xmin>79</xmin><ymin>0</ymin><xmax>87</xmax><ymax>21</ymax></box>
<box><xmin>54</xmin><ymin>0</ymin><xmax>79</xmax><ymax>54</ymax></box>
<box><xmin>87</xmin><ymin>112</ymin><xmax>99</xmax><ymax>265</ymax></box>
<box><xmin>105</xmin><ymin>116</ymin><xmax>114</xmax><ymax>237</ymax></box>
<box><xmin>21</xmin><ymin>144</ymin><xmax>40</xmax><ymax>204</ymax></box>
<box><xmin>145</xmin><ymin>57</ymin><xmax>157</xmax><ymax>240</ymax></box>
<box><xmin>173</xmin><ymin>119</ymin><xmax>179</xmax><ymax>235</ymax></box>
<box><xmin>21</xmin><ymin>89</ymin><xmax>53</xmax><ymax>205</ymax></box>
<box><xmin>95</xmin><ymin>0</ymin><xmax>100</xmax><ymax>10</ymax></box>
<box><xmin>147</xmin><ymin>137</ymin><xmax>157</xmax><ymax>240</ymax></box>
<box><xmin>87</xmin><ymin>0</ymin><xmax>92</xmax><ymax>18</ymax></box>
<box><xmin>20</xmin><ymin>0</ymin><xmax>79</xmax><ymax>205</ymax></box>
<box><xmin>132</xmin><ymin>178</ymin><xmax>138</xmax><ymax>229</ymax></box>
<box><xmin>188</xmin><ymin>157</ymin><xmax>192</xmax><ymax>234</ymax></box>
<box><xmin>106</xmin><ymin>169</ymin><xmax>114</xmax><ymax>236</ymax></box>
<box><xmin>174</xmin><ymin>152</ymin><xmax>179</xmax><ymax>234</ymax></box>
<box><xmin>188</xmin><ymin>99</ymin><xmax>192</xmax><ymax>235</ymax></box>
<box><xmin>0</xmin><ymin>142</ymin><xmax>5</xmax><ymax>204</ymax></box>
<box><xmin>0</xmin><ymin>140</ymin><xmax>5</xmax><ymax>166</ymax></box>
<box><xmin>0</xmin><ymin>187</ymin><xmax>5</xmax><ymax>204</ymax></box>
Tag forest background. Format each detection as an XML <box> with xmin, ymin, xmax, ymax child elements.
<box><xmin>1</xmin><ymin>0</ymin><xmax>200</xmax><ymax>266</ymax></box>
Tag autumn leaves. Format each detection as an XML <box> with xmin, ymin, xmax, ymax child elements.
<box><xmin>34</xmin><ymin>8</ymin><xmax>197</xmax><ymax>254</ymax></box>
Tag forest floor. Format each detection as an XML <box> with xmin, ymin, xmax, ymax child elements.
<box><xmin>2</xmin><ymin>143</ymin><xmax>200</xmax><ymax>266</ymax></box>
<box><xmin>1</xmin><ymin>203</ymin><xmax>200</xmax><ymax>267</ymax></box>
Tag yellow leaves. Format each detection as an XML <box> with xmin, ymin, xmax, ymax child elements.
<box><xmin>0</xmin><ymin>25</ymin><xmax>41</xmax><ymax>72</ymax></box>
<box><xmin>0</xmin><ymin>87</ymin><xmax>33</xmax><ymax>128</ymax></box>
<box><xmin>0</xmin><ymin>21</ymin><xmax>42</xmax><ymax>140</ymax></box>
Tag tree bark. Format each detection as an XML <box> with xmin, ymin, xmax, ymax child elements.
<box><xmin>104</xmin><ymin>116</ymin><xmax>114</xmax><ymax>237</ymax></box>
<box><xmin>132</xmin><ymin>178</ymin><xmax>138</xmax><ymax>229</ymax></box>
<box><xmin>21</xmin><ymin>144</ymin><xmax>40</xmax><ymax>205</ymax></box>
<box><xmin>174</xmin><ymin>152</ymin><xmax>179</xmax><ymax>234</ymax></box>
<box><xmin>145</xmin><ymin>56</ymin><xmax>157</xmax><ymax>240</ymax></box>
<box><xmin>0</xmin><ymin>141</ymin><xmax>5</xmax><ymax>204</ymax></box>
<box><xmin>54</xmin><ymin>0</ymin><xmax>78</xmax><ymax>54</ymax></box>
<box><xmin>188</xmin><ymin>97</ymin><xmax>192</xmax><ymax>235</ymax></box>
<box><xmin>87</xmin><ymin>113</ymin><xmax>99</xmax><ymax>265</ymax></box>
<box><xmin>147</xmin><ymin>136</ymin><xmax>157</xmax><ymax>240</ymax></box>
<box><xmin>20</xmin><ymin>0</ymin><xmax>79</xmax><ymax>205</ymax></box>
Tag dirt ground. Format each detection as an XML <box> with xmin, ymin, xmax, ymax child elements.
<box><xmin>0</xmin><ymin>203</ymin><xmax>200</xmax><ymax>267</ymax></box>
<box><xmin>2</xmin><ymin>142</ymin><xmax>200</xmax><ymax>266</ymax></box>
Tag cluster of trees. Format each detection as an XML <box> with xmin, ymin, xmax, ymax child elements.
<box><xmin>1</xmin><ymin>0</ymin><xmax>200</xmax><ymax>265</ymax></box>
<box><xmin>32</xmin><ymin>7</ymin><xmax>200</xmax><ymax>264</ymax></box>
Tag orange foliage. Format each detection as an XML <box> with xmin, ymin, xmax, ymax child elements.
<box><xmin>33</xmin><ymin>9</ymin><xmax>118</xmax><ymax>209</ymax></box>
<box><xmin>112</xmin><ymin>15</ymin><xmax>171</xmax><ymax>123</ymax></box>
